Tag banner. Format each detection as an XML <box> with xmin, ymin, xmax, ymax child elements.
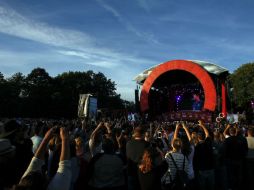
<box><xmin>78</xmin><ymin>94</ymin><xmax>97</xmax><ymax>118</ymax></box>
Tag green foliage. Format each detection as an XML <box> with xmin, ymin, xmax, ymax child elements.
<box><xmin>230</xmin><ymin>63</ymin><xmax>254</xmax><ymax>107</ymax></box>
<box><xmin>0</xmin><ymin>72</ymin><xmax>4</xmax><ymax>83</ymax></box>
<box><xmin>0</xmin><ymin>68</ymin><xmax>127</xmax><ymax>118</ymax></box>
<box><xmin>230</xmin><ymin>63</ymin><xmax>254</xmax><ymax>123</ymax></box>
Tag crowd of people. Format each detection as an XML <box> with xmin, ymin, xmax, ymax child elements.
<box><xmin>0</xmin><ymin>116</ymin><xmax>254</xmax><ymax>190</ymax></box>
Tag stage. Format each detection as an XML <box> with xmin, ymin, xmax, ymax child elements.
<box><xmin>134</xmin><ymin>60</ymin><xmax>229</xmax><ymax>122</ymax></box>
<box><xmin>162</xmin><ymin>111</ymin><xmax>213</xmax><ymax>123</ymax></box>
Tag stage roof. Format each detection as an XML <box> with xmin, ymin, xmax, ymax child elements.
<box><xmin>134</xmin><ymin>60</ymin><xmax>229</xmax><ymax>85</ymax></box>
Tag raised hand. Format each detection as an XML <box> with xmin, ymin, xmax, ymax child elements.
<box><xmin>44</xmin><ymin>127</ymin><xmax>56</xmax><ymax>141</ymax></box>
<box><xmin>60</xmin><ymin>127</ymin><xmax>69</xmax><ymax>141</ymax></box>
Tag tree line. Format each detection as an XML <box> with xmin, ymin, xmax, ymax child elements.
<box><xmin>0</xmin><ymin>68</ymin><xmax>133</xmax><ymax>118</ymax></box>
<box><xmin>0</xmin><ymin>63</ymin><xmax>253</xmax><ymax>121</ymax></box>
<box><xmin>229</xmin><ymin>63</ymin><xmax>254</xmax><ymax>123</ymax></box>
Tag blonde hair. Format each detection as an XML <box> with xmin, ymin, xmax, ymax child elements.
<box><xmin>75</xmin><ymin>137</ymin><xmax>83</xmax><ymax>149</ymax></box>
<box><xmin>191</xmin><ymin>132</ymin><xmax>199</xmax><ymax>146</ymax></box>
<box><xmin>172</xmin><ymin>138</ymin><xmax>182</xmax><ymax>152</ymax></box>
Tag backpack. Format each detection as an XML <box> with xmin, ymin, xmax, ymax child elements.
<box><xmin>169</xmin><ymin>153</ymin><xmax>189</xmax><ymax>190</ymax></box>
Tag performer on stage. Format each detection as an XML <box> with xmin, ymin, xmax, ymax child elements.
<box><xmin>192</xmin><ymin>93</ymin><xmax>202</xmax><ymax>110</ymax></box>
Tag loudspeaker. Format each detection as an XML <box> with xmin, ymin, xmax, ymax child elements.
<box><xmin>135</xmin><ymin>89</ymin><xmax>140</xmax><ymax>112</ymax></box>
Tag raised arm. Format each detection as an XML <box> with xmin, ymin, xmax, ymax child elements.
<box><xmin>173</xmin><ymin>122</ymin><xmax>181</xmax><ymax>140</ymax></box>
<box><xmin>90</xmin><ymin>122</ymin><xmax>103</xmax><ymax>139</ymax></box>
<box><xmin>34</xmin><ymin>127</ymin><xmax>55</xmax><ymax>160</ymax></box>
<box><xmin>223</xmin><ymin>124</ymin><xmax>230</xmax><ymax>138</ymax></box>
<box><xmin>21</xmin><ymin>127</ymin><xmax>55</xmax><ymax>180</ymax></box>
<box><xmin>59</xmin><ymin>127</ymin><xmax>70</xmax><ymax>161</ymax></box>
<box><xmin>198</xmin><ymin>120</ymin><xmax>209</xmax><ymax>138</ymax></box>
<box><xmin>182</xmin><ymin>122</ymin><xmax>192</xmax><ymax>142</ymax></box>
<box><xmin>116</xmin><ymin>132</ymin><xmax>123</xmax><ymax>149</ymax></box>
<box><xmin>104</xmin><ymin>122</ymin><xmax>112</xmax><ymax>134</ymax></box>
<box><xmin>47</xmin><ymin>128</ymin><xmax>71</xmax><ymax>190</ymax></box>
<box><xmin>153</xmin><ymin>123</ymin><xmax>161</xmax><ymax>138</ymax></box>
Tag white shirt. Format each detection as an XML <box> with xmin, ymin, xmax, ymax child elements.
<box><xmin>31</xmin><ymin>135</ymin><xmax>43</xmax><ymax>154</ymax></box>
<box><xmin>21</xmin><ymin>157</ymin><xmax>72</xmax><ymax>190</ymax></box>
<box><xmin>246</xmin><ymin>136</ymin><xmax>254</xmax><ymax>158</ymax></box>
<box><xmin>246</xmin><ymin>136</ymin><xmax>254</xmax><ymax>149</ymax></box>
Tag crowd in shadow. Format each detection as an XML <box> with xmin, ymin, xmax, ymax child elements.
<box><xmin>0</xmin><ymin>117</ymin><xmax>254</xmax><ymax>190</ymax></box>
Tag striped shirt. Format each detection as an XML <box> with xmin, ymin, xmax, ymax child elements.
<box><xmin>163</xmin><ymin>152</ymin><xmax>189</xmax><ymax>184</ymax></box>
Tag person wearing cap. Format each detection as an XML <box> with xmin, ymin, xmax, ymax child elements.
<box><xmin>0</xmin><ymin>121</ymin><xmax>17</xmax><ymax>139</ymax></box>
<box><xmin>0</xmin><ymin>138</ymin><xmax>16</xmax><ymax>190</ymax></box>
<box><xmin>0</xmin><ymin>120</ymin><xmax>33</xmax><ymax>185</ymax></box>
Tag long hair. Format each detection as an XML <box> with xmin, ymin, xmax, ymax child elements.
<box><xmin>75</xmin><ymin>137</ymin><xmax>84</xmax><ymax>156</ymax></box>
<box><xmin>172</xmin><ymin>138</ymin><xmax>182</xmax><ymax>152</ymax></box>
<box><xmin>139</xmin><ymin>148</ymin><xmax>153</xmax><ymax>174</ymax></box>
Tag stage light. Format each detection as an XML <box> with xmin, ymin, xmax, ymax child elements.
<box><xmin>176</xmin><ymin>95</ymin><xmax>181</xmax><ymax>101</ymax></box>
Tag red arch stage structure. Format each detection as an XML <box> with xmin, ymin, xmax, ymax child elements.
<box><xmin>134</xmin><ymin>60</ymin><xmax>229</xmax><ymax>119</ymax></box>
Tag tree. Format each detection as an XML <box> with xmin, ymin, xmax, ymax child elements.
<box><xmin>3</xmin><ymin>73</ymin><xmax>26</xmax><ymax>116</ymax></box>
<box><xmin>0</xmin><ymin>72</ymin><xmax>4</xmax><ymax>83</ymax></box>
<box><xmin>0</xmin><ymin>72</ymin><xmax>7</xmax><ymax>116</ymax></box>
<box><xmin>7</xmin><ymin>72</ymin><xmax>25</xmax><ymax>97</ymax></box>
<box><xmin>54</xmin><ymin>70</ymin><xmax>124</xmax><ymax>117</ymax></box>
<box><xmin>0</xmin><ymin>68</ymin><xmax>126</xmax><ymax>118</ymax></box>
<box><xmin>230</xmin><ymin>63</ymin><xmax>254</xmax><ymax>122</ymax></box>
<box><xmin>24</xmin><ymin>68</ymin><xmax>53</xmax><ymax>117</ymax></box>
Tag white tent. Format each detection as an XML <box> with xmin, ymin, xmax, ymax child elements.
<box><xmin>134</xmin><ymin>60</ymin><xmax>229</xmax><ymax>85</ymax></box>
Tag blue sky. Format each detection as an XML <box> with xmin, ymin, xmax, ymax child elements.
<box><xmin>0</xmin><ymin>0</ymin><xmax>254</xmax><ymax>101</ymax></box>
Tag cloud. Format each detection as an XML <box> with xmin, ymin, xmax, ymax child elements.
<box><xmin>137</xmin><ymin>0</ymin><xmax>150</xmax><ymax>11</ymax></box>
<box><xmin>96</xmin><ymin>0</ymin><xmax>159</xmax><ymax>44</ymax></box>
<box><xmin>0</xmin><ymin>4</ymin><xmax>158</xmax><ymax>100</ymax></box>
<box><xmin>0</xmin><ymin>5</ymin><xmax>156</xmax><ymax>69</ymax></box>
<box><xmin>57</xmin><ymin>50</ymin><xmax>119</xmax><ymax>68</ymax></box>
<box><xmin>0</xmin><ymin>6</ymin><xmax>93</xmax><ymax>49</ymax></box>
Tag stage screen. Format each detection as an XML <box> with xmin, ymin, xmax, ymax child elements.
<box><xmin>149</xmin><ymin>70</ymin><xmax>204</xmax><ymax>115</ymax></box>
